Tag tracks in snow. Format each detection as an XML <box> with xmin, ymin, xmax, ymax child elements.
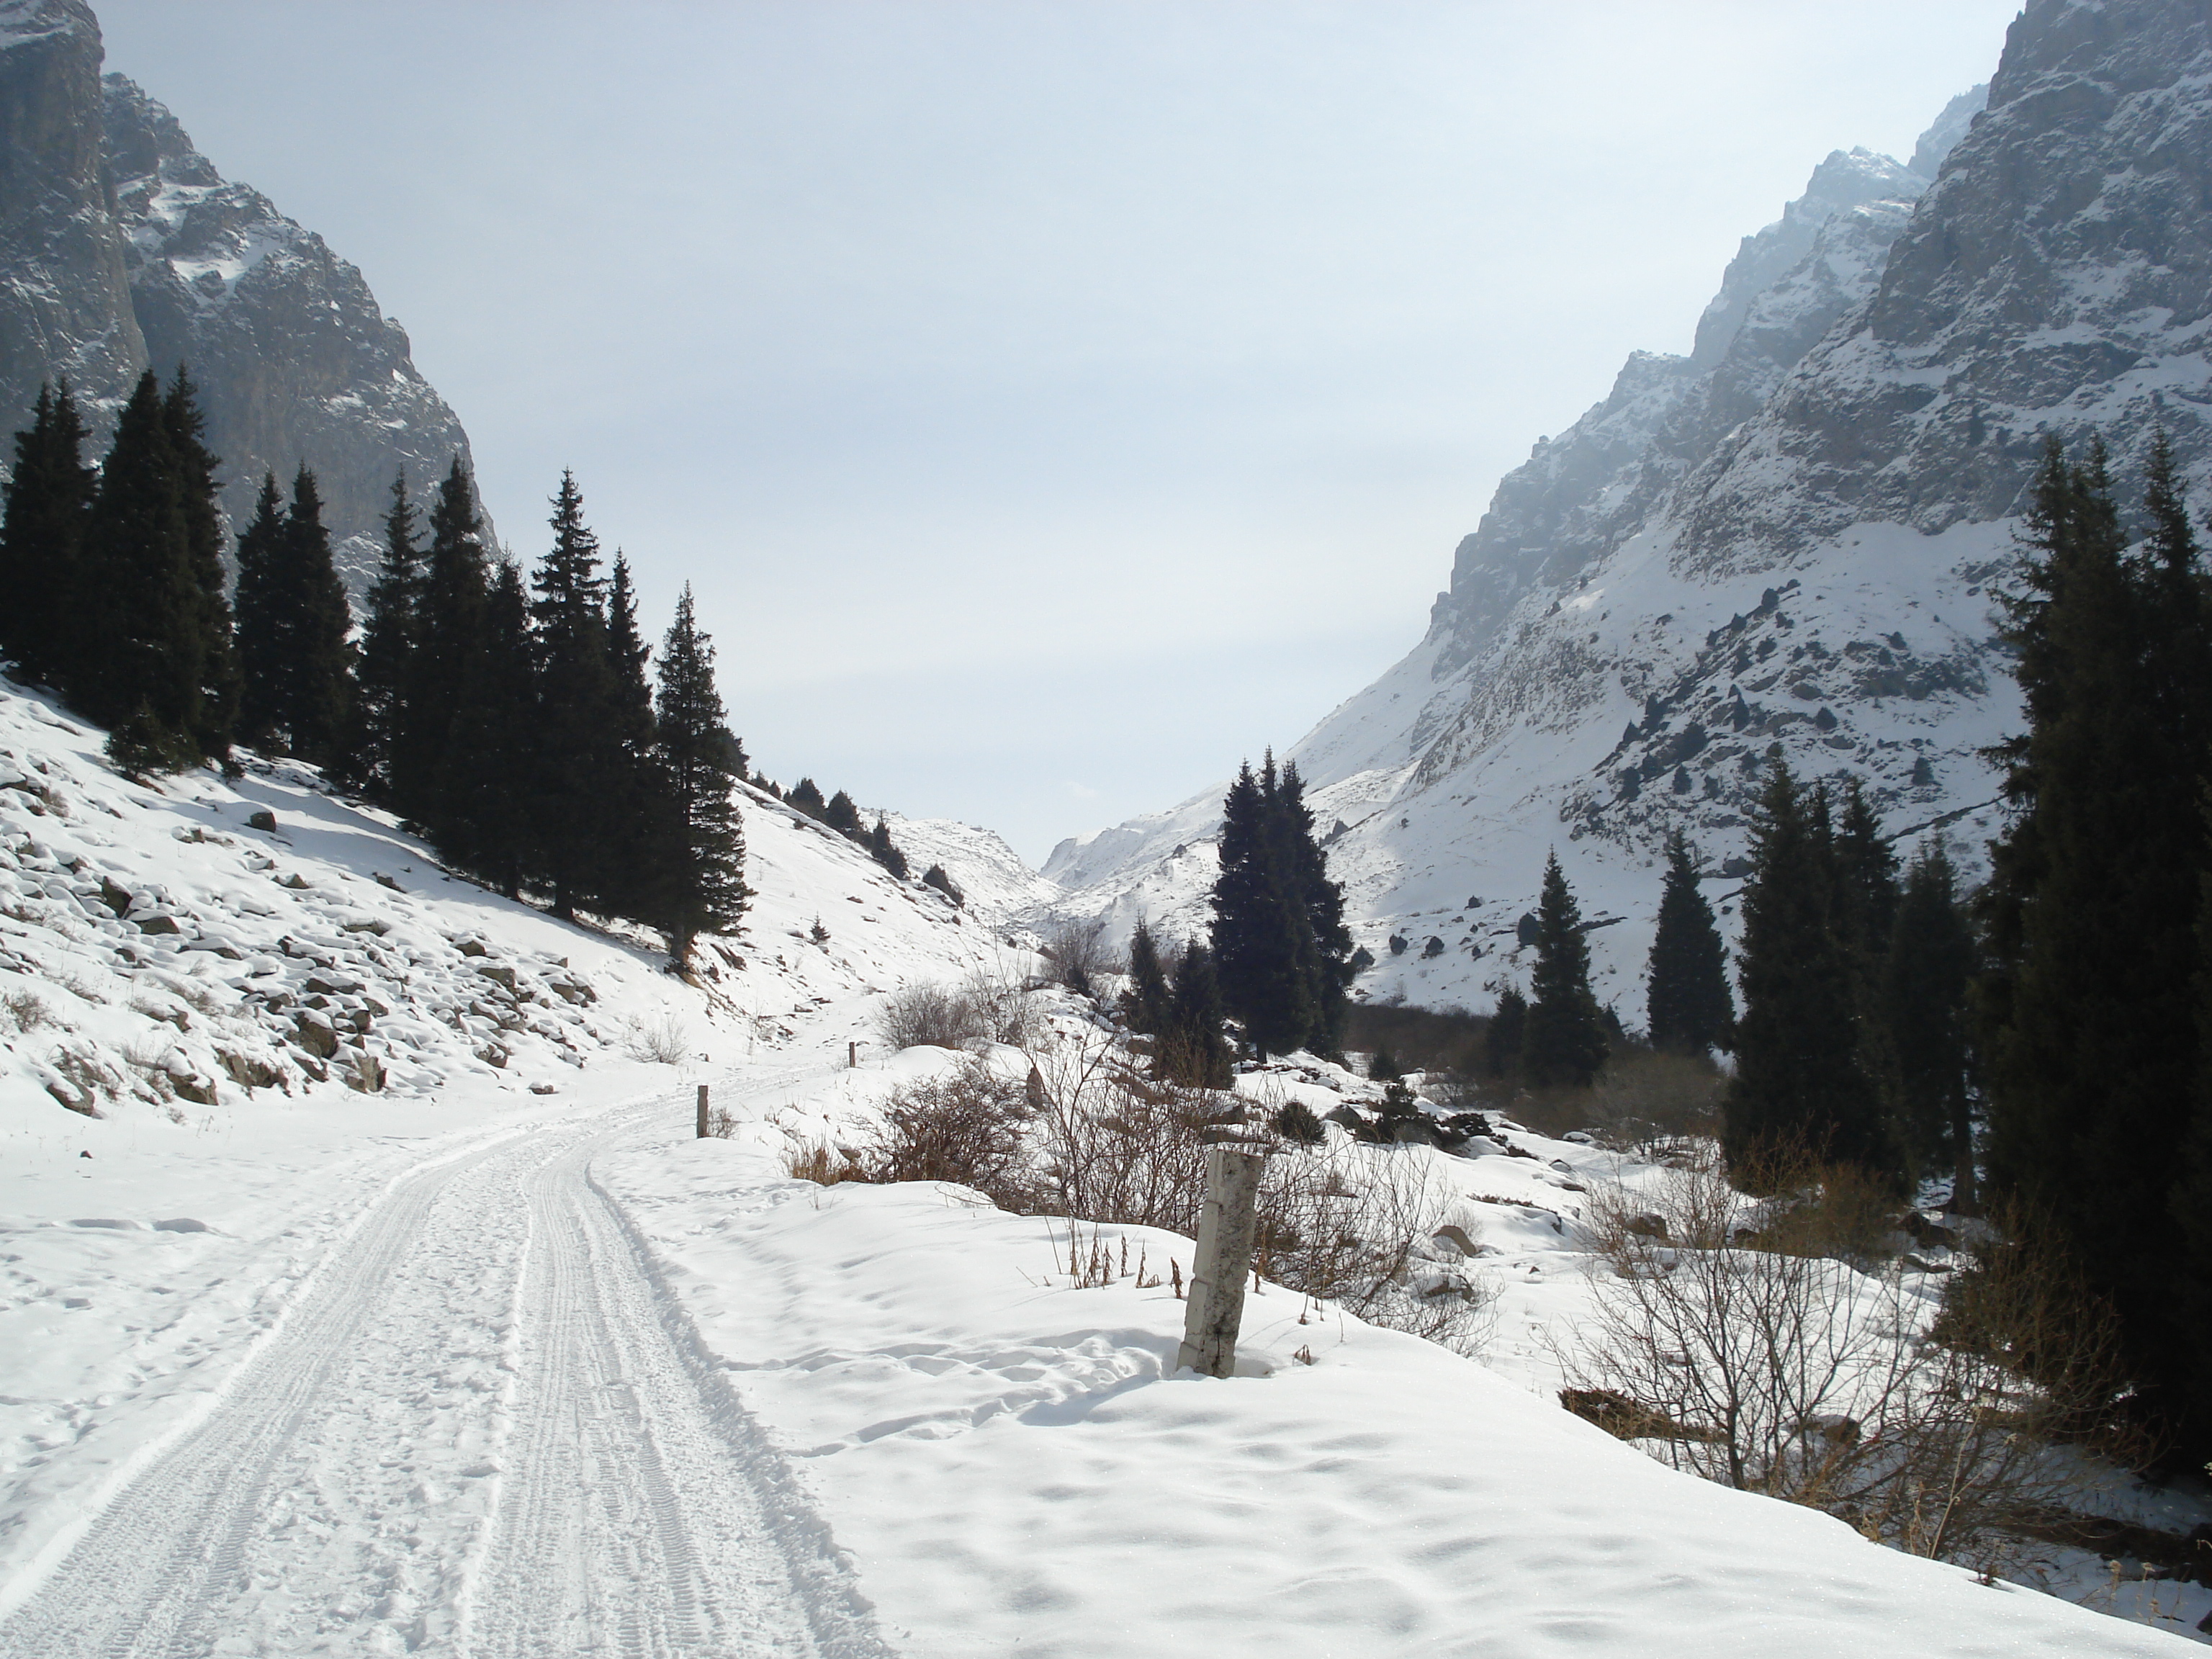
<box><xmin>0</xmin><ymin>1101</ymin><xmax>891</xmax><ymax>1659</ymax></box>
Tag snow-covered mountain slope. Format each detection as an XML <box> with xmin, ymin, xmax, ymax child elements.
<box><xmin>1</xmin><ymin>673</ymin><xmax>2198</xmax><ymax>1653</ymax></box>
<box><xmin>1050</xmin><ymin>0</ymin><xmax>2212</xmax><ymax>1021</ymax></box>
<box><xmin>877</xmin><ymin>810</ymin><xmax>1064</xmax><ymax>927</ymax></box>
<box><xmin>0</xmin><ymin>1</ymin><xmax>487</xmax><ymax>587</ymax></box>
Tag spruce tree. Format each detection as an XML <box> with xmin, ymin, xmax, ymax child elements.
<box><xmin>653</xmin><ymin>584</ymin><xmax>750</xmax><ymax>963</ymax></box>
<box><xmin>231</xmin><ymin>475</ymin><xmax>287</xmax><ymax>749</ymax></box>
<box><xmin>1210</xmin><ymin>759</ymin><xmax>1310</xmax><ymax>1056</ymax></box>
<box><xmin>1121</xmin><ymin>917</ymin><xmax>1172</xmax><ymax>1034</ymax></box>
<box><xmin>1725</xmin><ymin>757</ymin><xmax>1892</xmax><ymax>1186</ymax></box>
<box><xmin>1160</xmin><ymin>939</ymin><xmax>1233</xmax><ymax>1088</ymax></box>
<box><xmin>340</xmin><ymin>473</ymin><xmax>423</xmax><ymax>797</ymax></box>
<box><xmin>400</xmin><ymin>457</ymin><xmax>489</xmax><ymax>827</ymax></box>
<box><xmin>162</xmin><ymin>369</ymin><xmax>238</xmax><ymax>761</ymax></box>
<box><xmin>1276</xmin><ymin>760</ymin><xmax>1354</xmax><ymax>1053</ymax></box>
<box><xmin>526</xmin><ymin>470</ymin><xmax>621</xmax><ymax>919</ymax></box>
<box><xmin>867</xmin><ymin>814</ymin><xmax>909</xmax><ymax>878</ymax></box>
<box><xmin>788</xmin><ymin>777</ymin><xmax>827</xmax><ymax>819</ymax></box>
<box><xmin>598</xmin><ymin>550</ymin><xmax>673</xmax><ymax>920</ymax></box>
<box><xmin>1982</xmin><ymin>434</ymin><xmax>2212</xmax><ymax>1442</ymax></box>
<box><xmin>1521</xmin><ymin>850</ymin><xmax>1606</xmax><ymax>1087</ymax></box>
<box><xmin>824</xmin><ymin>789</ymin><xmax>863</xmax><ymax>835</ymax></box>
<box><xmin>0</xmin><ymin>382</ymin><xmax>96</xmax><ymax>689</ymax></box>
<box><xmin>1486</xmin><ymin>986</ymin><xmax>1527</xmax><ymax>1078</ymax></box>
<box><xmin>74</xmin><ymin>372</ymin><xmax>208</xmax><ymax>762</ymax></box>
<box><xmin>1645</xmin><ymin>828</ymin><xmax>1732</xmax><ymax>1053</ymax></box>
<box><xmin>283</xmin><ymin>469</ymin><xmax>355</xmax><ymax>766</ymax></box>
<box><xmin>439</xmin><ymin>558</ymin><xmax>535</xmax><ymax>898</ymax></box>
<box><xmin>1884</xmin><ymin>840</ymin><xmax>1977</xmax><ymax>1210</ymax></box>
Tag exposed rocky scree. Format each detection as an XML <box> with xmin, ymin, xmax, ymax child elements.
<box><xmin>1046</xmin><ymin>0</ymin><xmax>2212</xmax><ymax>1016</ymax></box>
<box><xmin>0</xmin><ymin>0</ymin><xmax>485</xmax><ymax>590</ymax></box>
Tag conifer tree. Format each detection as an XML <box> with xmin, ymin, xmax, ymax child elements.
<box><xmin>1368</xmin><ymin>1046</ymin><xmax>1403</xmax><ymax>1082</ymax></box>
<box><xmin>1521</xmin><ymin>851</ymin><xmax>1606</xmax><ymax>1087</ymax></box>
<box><xmin>1725</xmin><ymin>757</ymin><xmax>1892</xmax><ymax>1186</ymax></box>
<box><xmin>1486</xmin><ymin>986</ymin><xmax>1527</xmax><ymax>1078</ymax></box>
<box><xmin>1645</xmin><ymin>829</ymin><xmax>1732</xmax><ymax>1053</ymax></box>
<box><xmin>1121</xmin><ymin>917</ymin><xmax>1172</xmax><ymax>1034</ymax></box>
<box><xmin>653</xmin><ymin>584</ymin><xmax>750</xmax><ymax>963</ymax></box>
<box><xmin>824</xmin><ymin>789</ymin><xmax>863</xmax><ymax>835</ymax></box>
<box><xmin>340</xmin><ymin>473</ymin><xmax>423</xmax><ymax>796</ymax></box>
<box><xmin>0</xmin><ymin>382</ymin><xmax>96</xmax><ymax>689</ymax></box>
<box><xmin>867</xmin><ymin>814</ymin><xmax>909</xmax><ymax>879</ymax></box>
<box><xmin>1159</xmin><ymin>939</ymin><xmax>1233</xmax><ymax>1088</ymax></box>
<box><xmin>1884</xmin><ymin>840</ymin><xmax>1977</xmax><ymax>1210</ymax></box>
<box><xmin>400</xmin><ymin>457</ymin><xmax>489</xmax><ymax>826</ymax></box>
<box><xmin>1982</xmin><ymin>434</ymin><xmax>2212</xmax><ymax>1441</ymax></box>
<box><xmin>233</xmin><ymin>467</ymin><xmax>352</xmax><ymax>763</ymax></box>
<box><xmin>1208</xmin><ymin>754</ymin><xmax>1352</xmax><ymax>1057</ymax></box>
<box><xmin>439</xmin><ymin>558</ymin><xmax>535</xmax><ymax>898</ymax></box>
<box><xmin>74</xmin><ymin>372</ymin><xmax>210</xmax><ymax>762</ymax></box>
<box><xmin>598</xmin><ymin>551</ymin><xmax>675</xmax><ymax>920</ymax></box>
<box><xmin>1276</xmin><ymin>760</ymin><xmax>1354</xmax><ymax>1052</ymax></box>
<box><xmin>162</xmin><ymin>369</ymin><xmax>238</xmax><ymax>760</ymax></box>
<box><xmin>527</xmin><ymin>470</ymin><xmax>621</xmax><ymax>919</ymax></box>
<box><xmin>788</xmin><ymin>777</ymin><xmax>827</xmax><ymax>819</ymax></box>
<box><xmin>231</xmin><ymin>475</ymin><xmax>287</xmax><ymax>749</ymax></box>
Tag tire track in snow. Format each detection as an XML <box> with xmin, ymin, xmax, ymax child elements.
<box><xmin>0</xmin><ymin>1098</ymin><xmax>892</xmax><ymax>1658</ymax></box>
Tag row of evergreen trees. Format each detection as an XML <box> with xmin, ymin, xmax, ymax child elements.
<box><xmin>1120</xmin><ymin>920</ymin><xmax>1233</xmax><ymax>1087</ymax></box>
<box><xmin>1721</xmin><ymin>765</ymin><xmax>1976</xmax><ymax>1199</ymax></box>
<box><xmin>0</xmin><ymin>376</ymin><xmax>754</xmax><ymax>966</ymax></box>
<box><xmin>1207</xmin><ymin>754</ymin><xmax>1353</xmax><ymax>1057</ymax></box>
<box><xmin>775</xmin><ymin>774</ymin><xmax>914</xmax><ymax>882</ymax></box>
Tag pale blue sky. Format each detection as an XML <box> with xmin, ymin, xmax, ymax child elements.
<box><xmin>96</xmin><ymin>0</ymin><xmax>2019</xmax><ymax>863</ymax></box>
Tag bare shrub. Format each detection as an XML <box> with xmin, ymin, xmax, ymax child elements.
<box><xmin>1580</xmin><ymin>1050</ymin><xmax>1722</xmax><ymax>1149</ymax></box>
<box><xmin>876</xmin><ymin>982</ymin><xmax>988</xmax><ymax>1051</ymax></box>
<box><xmin>1</xmin><ymin>986</ymin><xmax>55</xmax><ymax>1034</ymax></box>
<box><xmin>626</xmin><ymin>1011</ymin><xmax>690</xmax><ymax>1065</ymax></box>
<box><xmin>861</xmin><ymin>1058</ymin><xmax>1036</xmax><ymax>1207</ymax></box>
<box><xmin>962</xmin><ymin>967</ymin><xmax>1043</xmax><ymax>1048</ymax></box>
<box><xmin>1038</xmin><ymin>915</ymin><xmax>1120</xmax><ymax>1001</ymax></box>
<box><xmin>1563</xmin><ymin>1151</ymin><xmax>2133</xmax><ymax>1580</ymax></box>
<box><xmin>786</xmin><ymin>1141</ymin><xmax>869</xmax><ymax>1184</ymax></box>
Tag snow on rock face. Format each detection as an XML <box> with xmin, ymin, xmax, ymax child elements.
<box><xmin>1056</xmin><ymin>0</ymin><xmax>2212</xmax><ymax>1018</ymax></box>
<box><xmin>0</xmin><ymin>0</ymin><xmax>486</xmax><ymax>598</ymax></box>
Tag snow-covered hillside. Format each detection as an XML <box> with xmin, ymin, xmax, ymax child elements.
<box><xmin>1</xmin><ymin>670</ymin><xmax>2201</xmax><ymax>1653</ymax></box>
<box><xmin>1047</xmin><ymin>0</ymin><xmax>2212</xmax><ymax>1022</ymax></box>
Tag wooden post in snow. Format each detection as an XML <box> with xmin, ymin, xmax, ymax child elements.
<box><xmin>696</xmin><ymin>1084</ymin><xmax>710</xmax><ymax>1138</ymax></box>
<box><xmin>848</xmin><ymin>1040</ymin><xmax>858</xmax><ymax>1069</ymax></box>
<box><xmin>1176</xmin><ymin>1143</ymin><xmax>1267</xmax><ymax>1378</ymax></box>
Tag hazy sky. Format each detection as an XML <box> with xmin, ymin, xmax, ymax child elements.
<box><xmin>95</xmin><ymin>0</ymin><xmax>2018</xmax><ymax>865</ymax></box>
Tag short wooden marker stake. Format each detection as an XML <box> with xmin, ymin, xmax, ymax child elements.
<box><xmin>1176</xmin><ymin>1143</ymin><xmax>1267</xmax><ymax>1378</ymax></box>
<box><xmin>696</xmin><ymin>1083</ymin><xmax>710</xmax><ymax>1138</ymax></box>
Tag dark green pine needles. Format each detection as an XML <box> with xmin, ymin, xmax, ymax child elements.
<box><xmin>1520</xmin><ymin>850</ymin><xmax>1606</xmax><ymax>1087</ymax></box>
<box><xmin>1644</xmin><ymin>829</ymin><xmax>1732</xmax><ymax>1054</ymax></box>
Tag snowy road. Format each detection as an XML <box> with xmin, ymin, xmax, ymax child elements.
<box><xmin>0</xmin><ymin>1100</ymin><xmax>891</xmax><ymax>1659</ymax></box>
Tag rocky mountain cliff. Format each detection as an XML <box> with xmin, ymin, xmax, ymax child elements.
<box><xmin>0</xmin><ymin>0</ymin><xmax>484</xmax><ymax>587</ymax></box>
<box><xmin>1047</xmin><ymin>0</ymin><xmax>2212</xmax><ymax>1021</ymax></box>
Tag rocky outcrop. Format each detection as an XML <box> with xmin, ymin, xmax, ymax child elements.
<box><xmin>0</xmin><ymin>1</ymin><xmax>485</xmax><ymax>590</ymax></box>
<box><xmin>0</xmin><ymin>0</ymin><xmax>142</xmax><ymax>433</ymax></box>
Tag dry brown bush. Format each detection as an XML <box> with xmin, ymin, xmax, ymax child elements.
<box><xmin>1038</xmin><ymin>916</ymin><xmax>1121</xmax><ymax>1001</ymax></box>
<box><xmin>859</xmin><ymin>1058</ymin><xmax>1037</xmax><ymax>1207</ymax></box>
<box><xmin>1562</xmin><ymin>1149</ymin><xmax>2134</xmax><ymax>1579</ymax></box>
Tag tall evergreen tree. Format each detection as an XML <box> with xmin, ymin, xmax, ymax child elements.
<box><xmin>1121</xmin><ymin>917</ymin><xmax>1172</xmax><ymax>1035</ymax></box>
<box><xmin>340</xmin><ymin>472</ymin><xmax>424</xmax><ymax>796</ymax></box>
<box><xmin>526</xmin><ymin>470</ymin><xmax>621</xmax><ymax>919</ymax></box>
<box><xmin>1275</xmin><ymin>760</ymin><xmax>1354</xmax><ymax>1053</ymax></box>
<box><xmin>1645</xmin><ymin>829</ymin><xmax>1733</xmax><ymax>1053</ymax></box>
<box><xmin>1725</xmin><ymin>757</ymin><xmax>1892</xmax><ymax>1186</ymax></box>
<box><xmin>823</xmin><ymin>789</ymin><xmax>863</xmax><ymax>835</ymax></box>
<box><xmin>400</xmin><ymin>456</ymin><xmax>489</xmax><ymax>826</ymax></box>
<box><xmin>162</xmin><ymin>368</ymin><xmax>238</xmax><ymax>760</ymax></box>
<box><xmin>787</xmin><ymin>777</ymin><xmax>827</xmax><ymax>819</ymax></box>
<box><xmin>1486</xmin><ymin>986</ymin><xmax>1527</xmax><ymax>1079</ymax></box>
<box><xmin>1210</xmin><ymin>757</ymin><xmax>1314</xmax><ymax>1057</ymax></box>
<box><xmin>439</xmin><ymin>558</ymin><xmax>535</xmax><ymax>898</ymax></box>
<box><xmin>1159</xmin><ymin>939</ymin><xmax>1233</xmax><ymax>1089</ymax></box>
<box><xmin>1982</xmin><ymin>434</ymin><xmax>2212</xmax><ymax>1442</ymax></box>
<box><xmin>0</xmin><ymin>382</ymin><xmax>96</xmax><ymax>689</ymax></box>
<box><xmin>73</xmin><ymin>372</ymin><xmax>213</xmax><ymax>763</ymax></box>
<box><xmin>231</xmin><ymin>475</ymin><xmax>287</xmax><ymax>749</ymax></box>
<box><xmin>598</xmin><ymin>550</ymin><xmax>673</xmax><ymax>920</ymax></box>
<box><xmin>1521</xmin><ymin>850</ymin><xmax>1607</xmax><ymax>1087</ymax></box>
<box><xmin>1884</xmin><ymin>840</ymin><xmax>1978</xmax><ymax>1210</ymax></box>
<box><xmin>653</xmin><ymin>584</ymin><xmax>750</xmax><ymax>964</ymax></box>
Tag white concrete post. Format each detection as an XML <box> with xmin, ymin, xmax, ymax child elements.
<box><xmin>1176</xmin><ymin>1144</ymin><xmax>1267</xmax><ymax>1378</ymax></box>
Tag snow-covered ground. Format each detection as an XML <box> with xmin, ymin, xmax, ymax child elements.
<box><xmin>1</xmin><ymin>673</ymin><xmax>2201</xmax><ymax>1654</ymax></box>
